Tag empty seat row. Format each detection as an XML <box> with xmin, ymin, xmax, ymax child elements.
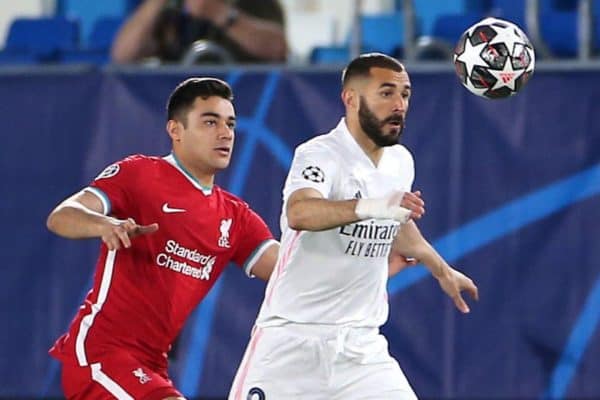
<box><xmin>0</xmin><ymin>16</ymin><xmax>123</xmax><ymax>65</ymax></box>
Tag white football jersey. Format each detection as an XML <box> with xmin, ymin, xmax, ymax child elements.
<box><xmin>256</xmin><ymin>118</ymin><xmax>415</xmax><ymax>328</ymax></box>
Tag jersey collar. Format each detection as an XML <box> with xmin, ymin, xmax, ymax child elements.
<box><xmin>163</xmin><ymin>153</ymin><xmax>213</xmax><ymax>195</ymax></box>
<box><xmin>334</xmin><ymin>117</ymin><xmax>385</xmax><ymax>169</ymax></box>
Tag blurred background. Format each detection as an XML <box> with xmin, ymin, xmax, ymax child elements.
<box><xmin>1</xmin><ymin>0</ymin><xmax>600</xmax><ymax>399</ymax></box>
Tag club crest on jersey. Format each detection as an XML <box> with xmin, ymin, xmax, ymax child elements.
<box><xmin>95</xmin><ymin>163</ymin><xmax>120</xmax><ymax>180</ymax></box>
<box><xmin>132</xmin><ymin>367</ymin><xmax>151</xmax><ymax>384</ymax></box>
<box><xmin>218</xmin><ymin>218</ymin><xmax>232</xmax><ymax>248</ymax></box>
<box><xmin>301</xmin><ymin>165</ymin><xmax>325</xmax><ymax>183</ymax></box>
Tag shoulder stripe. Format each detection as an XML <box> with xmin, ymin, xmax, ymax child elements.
<box><xmin>84</xmin><ymin>187</ymin><xmax>111</xmax><ymax>215</ymax></box>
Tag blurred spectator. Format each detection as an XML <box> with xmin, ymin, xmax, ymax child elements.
<box><xmin>111</xmin><ymin>0</ymin><xmax>287</xmax><ymax>64</ymax></box>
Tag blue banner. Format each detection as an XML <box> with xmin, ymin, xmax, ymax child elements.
<box><xmin>1</xmin><ymin>66</ymin><xmax>599</xmax><ymax>399</ymax></box>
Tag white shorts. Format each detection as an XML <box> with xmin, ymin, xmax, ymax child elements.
<box><xmin>228</xmin><ymin>323</ymin><xmax>417</xmax><ymax>400</ymax></box>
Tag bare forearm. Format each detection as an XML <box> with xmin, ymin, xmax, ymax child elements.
<box><xmin>47</xmin><ymin>201</ymin><xmax>116</xmax><ymax>239</ymax></box>
<box><xmin>392</xmin><ymin>221</ymin><xmax>451</xmax><ymax>279</ymax></box>
<box><xmin>111</xmin><ymin>0</ymin><xmax>166</xmax><ymax>63</ymax></box>
<box><xmin>287</xmin><ymin>198</ymin><xmax>360</xmax><ymax>231</ymax></box>
<box><xmin>225</xmin><ymin>15</ymin><xmax>287</xmax><ymax>61</ymax></box>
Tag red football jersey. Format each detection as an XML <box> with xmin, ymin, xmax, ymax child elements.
<box><xmin>49</xmin><ymin>154</ymin><xmax>275</xmax><ymax>370</ymax></box>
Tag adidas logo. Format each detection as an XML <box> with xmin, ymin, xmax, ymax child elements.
<box><xmin>500</xmin><ymin>72</ymin><xmax>515</xmax><ymax>83</ymax></box>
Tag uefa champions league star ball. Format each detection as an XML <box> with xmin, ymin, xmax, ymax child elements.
<box><xmin>453</xmin><ymin>17</ymin><xmax>535</xmax><ymax>99</ymax></box>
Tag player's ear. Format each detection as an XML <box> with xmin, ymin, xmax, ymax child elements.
<box><xmin>167</xmin><ymin>119</ymin><xmax>182</xmax><ymax>142</ymax></box>
<box><xmin>341</xmin><ymin>87</ymin><xmax>357</xmax><ymax>110</ymax></box>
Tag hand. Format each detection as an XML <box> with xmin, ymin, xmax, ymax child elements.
<box><xmin>400</xmin><ymin>190</ymin><xmax>425</xmax><ymax>220</ymax></box>
<box><xmin>436</xmin><ymin>267</ymin><xmax>479</xmax><ymax>313</ymax></box>
<box><xmin>388</xmin><ymin>253</ymin><xmax>418</xmax><ymax>277</ymax></box>
<box><xmin>101</xmin><ymin>217</ymin><xmax>159</xmax><ymax>250</ymax></box>
<box><xmin>184</xmin><ymin>0</ymin><xmax>228</xmax><ymax>23</ymax></box>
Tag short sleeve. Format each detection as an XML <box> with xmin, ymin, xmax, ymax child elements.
<box><xmin>231</xmin><ymin>204</ymin><xmax>275</xmax><ymax>276</ymax></box>
<box><xmin>87</xmin><ymin>156</ymin><xmax>140</xmax><ymax>217</ymax></box>
<box><xmin>283</xmin><ymin>143</ymin><xmax>339</xmax><ymax>202</ymax></box>
<box><xmin>400</xmin><ymin>146</ymin><xmax>415</xmax><ymax>191</ymax></box>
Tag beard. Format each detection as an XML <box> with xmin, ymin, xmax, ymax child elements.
<box><xmin>358</xmin><ymin>96</ymin><xmax>404</xmax><ymax>147</ymax></box>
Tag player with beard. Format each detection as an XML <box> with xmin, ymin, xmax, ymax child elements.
<box><xmin>228</xmin><ymin>53</ymin><xmax>479</xmax><ymax>399</ymax></box>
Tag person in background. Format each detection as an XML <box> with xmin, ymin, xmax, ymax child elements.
<box><xmin>111</xmin><ymin>0</ymin><xmax>287</xmax><ymax>64</ymax></box>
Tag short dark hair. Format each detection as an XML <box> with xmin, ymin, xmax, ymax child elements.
<box><xmin>341</xmin><ymin>53</ymin><xmax>405</xmax><ymax>87</ymax></box>
<box><xmin>167</xmin><ymin>77</ymin><xmax>233</xmax><ymax>124</ymax></box>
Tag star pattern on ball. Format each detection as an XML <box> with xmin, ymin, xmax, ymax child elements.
<box><xmin>455</xmin><ymin>38</ymin><xmax>489</xmax><ymax>78</ymax></box>
<box><xmin>488</xmin><ymin>56</ymin><xmax>523</xmax><ymax>91</ymax></box>
<box><xmin>488</xmin><ymin>23</ymin><xmax>526</xmax><ymax>55</ymax></box>
<box><xmin>301</xmin><ymin>165</ymin><xmax>325</xmax><ymax>183</ymax></box>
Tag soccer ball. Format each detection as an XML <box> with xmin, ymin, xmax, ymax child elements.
<box><xmin>453</xmin><ymin>17</ymin><xmax>535</xmax><ymax>99</ymax></box>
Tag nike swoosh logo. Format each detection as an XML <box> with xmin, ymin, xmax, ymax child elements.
<box><xmin>162</xmin><ymin>203</ymin><xmax>186</xmax><ymax>213</ymax></box>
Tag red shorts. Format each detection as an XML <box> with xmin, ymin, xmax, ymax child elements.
<box><xmin>61</xmin><ymin>352</ymin><xmax>182</xmax><ymax>400</ymax></box>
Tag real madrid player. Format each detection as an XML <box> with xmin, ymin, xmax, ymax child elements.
<box><xmin>229</xmin><ymin>54</ymin><xmax>479</xmax><ymax>400</ymax></box>
<box><xmin>47</xmin><ymin>78</ymin><xmax>281</xmax><ymax>400</ymax></box>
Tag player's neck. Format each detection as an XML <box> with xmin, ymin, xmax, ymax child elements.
<box><xmin>171</xmin><ymin>152</ymin><xmax>215</xmax><ymax>188</ymax></box>
<box><xmin>190</xmin><ymin>169</ymin><xmax>215</xmax><ymax>188</ymax></box>
<box><xmin>346</xmin><ymin>117</ymin><xmax>384</xmax><ymax>166</ymax></box>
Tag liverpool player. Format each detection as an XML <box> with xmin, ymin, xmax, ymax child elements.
<box><xmin>47</xmin><ymin>77</ymin><xmax>279</xmax><ymax>399</ymax></box>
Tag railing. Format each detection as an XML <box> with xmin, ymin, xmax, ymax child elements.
<box><xmin>345</xmin><ymin>0</ymin><xmax>595</xmax><ymax>61</ymax></box>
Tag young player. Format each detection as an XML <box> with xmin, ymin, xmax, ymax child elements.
<box><xmin>47</xmin><ymin>77</ymin><xmax>279</xmax><ymax>399</ymax></box>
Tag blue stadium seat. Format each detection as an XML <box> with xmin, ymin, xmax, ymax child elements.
<box><xmin>0</xmin><ymin>17</ymin><xmax>79</xmax><ymax>64</ymax></box>
<box><xmin>463</xmin><ymin>0</ymin><xmax>493</xmax><ymax>12</ymax></box>
<box><xmin>551</xmin><ymin>0</ymin><xmax>578</xmax><ymax>10</ymax></box>
<box><xmin>309</xmin><ymin>46</ymin><xmax>349</xmax><ymax>65</ymax></box>
<box><xmin>59</xmin><ymin>16</ymin><xmax>123</xmax><ymax>64</ymax></box>
<box><xmin>360</xmin><ymin>12</ymin><xmax>406</xmax><ymax>55</ymax></box>
<box><xmin>429</xmin><ymin>12</ymin><xmax>485</xmax><ymax>47</ymax></box>
<box><xmin>310</xmin><ymin>11</ymin><xmax>412</xmax><ymax>64</ymax></box>
<box><xmin>56</xmin><ymin>0</ymin><xmax>133</xmax><ymax>46</ymax></box>
<box><xmin>539</xmin><ymin>10</ymin><xmax>578</xmax><ymax>57</ymax></box>
<box><xmin>0</xmin><ymin>52</ymin><xmax>38</xmax><ymax>65</ymax></box>
<box><xmin>89</xmin><ymin>16</ymin><xmax>123</xmax><ymax>50</ymax></box>
<box><xmin>489</xmin><ymin>0</ymin><xmax>527</xmax><ymax>26</ymax></box>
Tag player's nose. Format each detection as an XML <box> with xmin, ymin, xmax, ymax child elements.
<box><xmin>393</xmin><ymin>97</ymin><xmax>407</xmax><ymax>113</ymax></box>
<box><xmin>218</xmin><ymin>123</ymin><xmax>234</xmax><ymax>140</ymax></box>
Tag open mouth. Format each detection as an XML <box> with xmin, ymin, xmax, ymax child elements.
<box><xmin>214</xmin><ymin>146</ymin><xmax>231</xmax><ymax>156</ymax></box>
<box><xmin>384</xmin><ymin>117</ymin><xmax>403</xmax><ymax>128</ymax></box>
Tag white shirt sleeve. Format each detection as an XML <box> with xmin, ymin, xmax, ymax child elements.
<box><xmin>283</xmin><ymin>142</ymin><xmax>339</xmax><ymax>201</ymax></box>
<box><xmin>402</xmin><ymin>146</ymin><xmax>415</xmax><ymax>191</ymax></box>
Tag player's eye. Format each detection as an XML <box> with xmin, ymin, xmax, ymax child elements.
<box><xmin>380</xmin><ymin>91</ymin><xmax>393</xmax><ymax>97</ymax></box>
<box><xmin>402</xmin><ymin>92</ymin><xmax>411</xmax><ymax>99</ymax></box>
<box><xmin>204</xmin><ymin>119</ymin><xmax>217</xmax><ymax>126</ymax></box>
<box><xmin>227</xmin><ymin>122</ymin><xmax>236</xmax><ymax>129</ymax></box>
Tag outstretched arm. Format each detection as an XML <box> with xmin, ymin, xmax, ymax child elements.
<box><xmin>390</xmin><ymin>220</ymin><xmax>479</xmax><ymax>313</ymax></box>
<box><xmin>46</xmin><ymin>190</ymin><xmax>158</xmax><ymax>250</ymax></box>
<box><xmin>286</xmin><ymin>188</ymin><xmax>425</xmax><ymax>232</ymax></box>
